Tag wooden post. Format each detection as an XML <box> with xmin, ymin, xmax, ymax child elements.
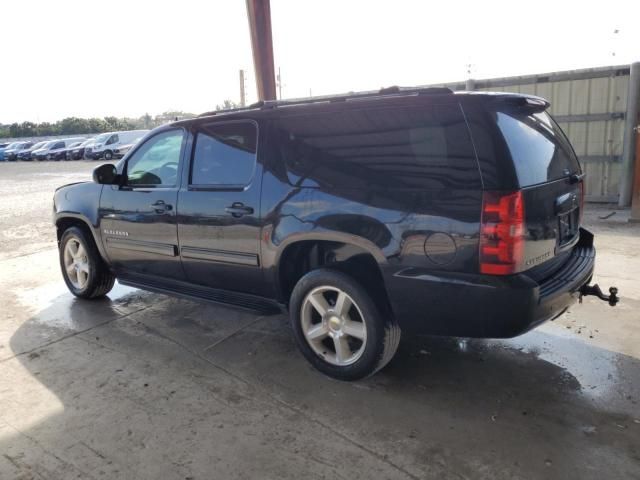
<box><xmin>245</xmin><ymin>0</ymin><xmax>277</xmax><ymax>101</ymax></box>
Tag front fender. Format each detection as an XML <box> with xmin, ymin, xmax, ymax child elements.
<box><xmin>53</xmin><ymin>182</ymin><xmax>107</xmax><ymax>259</ymax></box>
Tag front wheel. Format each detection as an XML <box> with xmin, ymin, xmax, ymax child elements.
<box><xmin>103</xmin><ymin>150</ymin><xmax>113</xmax><ymax>160</ymax></box>
<box><xmin>289</xmin><ymin>269</ymin><xmax>400</xmax><ymax>381</ymax></box>
<box><xmin>59</xmin><ymin>226</ymin><xmax>115</xmax><ymax>299</ymax></box>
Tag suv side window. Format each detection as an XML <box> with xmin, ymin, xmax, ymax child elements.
<box><xmin>126</xmin><ymin>129</ymin><xmax>184</xmax><ymax>187</ymax></box>
<box><xmin>190</xmin><ymin>121</ymin><xmax>257</xmax><ymax>186</ymax></box>
<box><xmin>54</xmin><ymin>142</ymin><xmax>65</xmax><ymax>149</ymax></box>
<box><xmin>273</xmin><ymin>104</ymin><xmax>480</xmax><ymax>190</ymax></box>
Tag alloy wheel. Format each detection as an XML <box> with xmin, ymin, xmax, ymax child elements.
<box><xmin>300</xmin><ymin>286</ymin><xmax>367</xmax><ymax>366</ymax></box>
<box><xmin>63</xmin><ymin>237</ymin><xmax>90</xmax><ymax>289</ymax></box>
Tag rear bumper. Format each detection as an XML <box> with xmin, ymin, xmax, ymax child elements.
<box><xmin>385</xmin><ymin>228</ymin><xmax>595</xmax><ymax>338</ymax></box>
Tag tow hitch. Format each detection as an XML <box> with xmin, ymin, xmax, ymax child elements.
<box><xmin>579</xmin><ymin>284</ymin><xmax>619</xmax><ymax>306</ymax></box>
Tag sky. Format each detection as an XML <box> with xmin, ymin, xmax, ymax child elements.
<box><xmin>0</xmin><ymin>0</ymin><xmax>638</xmax><ymax>123</ymax></box>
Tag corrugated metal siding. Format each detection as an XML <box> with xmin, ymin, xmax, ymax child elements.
<box><xmin>434</xmin><ymin>65</ymin><xmax>631</xmax><ymax>202</ymax></box>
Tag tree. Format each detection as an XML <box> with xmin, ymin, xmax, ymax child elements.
<box><xmin>0</xmin><ymin>110</ymin><xmax>198</xmax><ymax>139</ymax></box>
<box><xmin>8</xmin><ymin>123</ymin><xmax>19</xmax><ymax>138</ymax></box>
<box><xmin>215</xmin><ymin>100</ymin><xmax>240</xmax><ymax>111</ymax></box>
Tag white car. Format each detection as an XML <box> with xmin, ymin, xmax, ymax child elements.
<box><xmin>113</xmin><ymin>137</ymin><xmax>144</xmax><ymax>159</ymax></box>
<box><xmin>86</xmin><ymin>130</ymin><xmax>149</xmax><ymax>160</ymax></box>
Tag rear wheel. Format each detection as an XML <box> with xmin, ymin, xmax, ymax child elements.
<box><xmin>59</xmin><ymin>226</ymin><xmax>115</xmax><ymax>299</ymax></box>
<box><xmin>289</xmin><ymin>269</ymin><xmax>400</xmax><ymax>381</ymax></box>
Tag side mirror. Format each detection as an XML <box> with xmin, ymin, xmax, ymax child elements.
<box><xmin>93</xmin><ymin>163</ymin><xmax>119</xmax><ymax>184</ymax></box>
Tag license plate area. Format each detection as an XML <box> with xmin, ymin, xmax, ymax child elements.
<box><xmin>558</xmin><ymin>208</ymin><xmax>579</xmax><ymax>245</ymax></box>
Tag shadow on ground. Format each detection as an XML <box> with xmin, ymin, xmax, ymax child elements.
<box><xmin>1</xmin><ymin>286</ymin><xmax>639</xmax><ymax>480</ymax></box>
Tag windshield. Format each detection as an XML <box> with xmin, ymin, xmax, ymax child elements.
<box><xmin>94</xmin><ymin>133</ymin><xmax>110</xmax><ymax>143</ymax></box>
<box><xmin>81</xmin><ymin>138</ymin><xmax>94</xmax><ymax>146</ymax></box>
<box><xmin>41</xmin><ymin>141</ymin><xmax>57</xmax><ymax>149</ymax></box>
<box><xmin>6</xmin><ymin>142</ymin><xmax>22</xmax><ymax>149</ymax></box>
<box><xmin>31</xmin><ymin>142</ymin><xmax>47</xmax><ymax>149</ymax></box>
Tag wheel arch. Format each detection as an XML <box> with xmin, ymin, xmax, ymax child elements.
<box><xmin>273</xmin><ymin>235</ymin><xmax>392</xmax><ymax>314</ymax></box>
<box><xmin>55</xmin><ymin>213</ymin><xmax>108</xmax><ymax>261</ymax></box>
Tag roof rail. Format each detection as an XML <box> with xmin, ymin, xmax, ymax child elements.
<box><xmin>198</xmin><ymin>85</ymin><xmax>454</xmax><ymax>118</ymax></box>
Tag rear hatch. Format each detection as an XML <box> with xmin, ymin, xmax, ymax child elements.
<box><xmin>492</xmin><ymin>99</ymin><xmax>583</xmax><ymax>280</ymax></box>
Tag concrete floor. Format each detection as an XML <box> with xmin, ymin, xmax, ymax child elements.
<box><xmin>0</xmin><ymin>160</ymin><xmax>639</xmax><ymax>480</ymax></box>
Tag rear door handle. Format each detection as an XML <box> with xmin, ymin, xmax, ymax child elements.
<box><xmin>225</xmin><ymin>202</ymin><xmax>254</xmax><ymax>217</ymax></box>
<box><xmin>150</xmin><ymin>200</ymin><xmax>173</xmax><ymax>213</ymax></box>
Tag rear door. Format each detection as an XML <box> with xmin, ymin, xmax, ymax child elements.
<box><xmin>492</xmin><ymin>104</ymin><xmax>583</xmax><ymax>272</ymax></box>
<box><xmin>177</xmin><ymin>120</ymin><xmax>263</xmax><ymax>295</ymax></box>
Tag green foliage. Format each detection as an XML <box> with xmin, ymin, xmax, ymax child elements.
<box><xmin>0</xmin><ymin>111</ymin><xmax>197</xmax><ymax>139</ymax></box>
<box><xmin>215</xmin><ymin>99</ymin><xmax>240</xmax><ymax>111</ymax></box>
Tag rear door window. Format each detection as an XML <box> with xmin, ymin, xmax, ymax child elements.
<box><xmin>272</xmin><ymin>104</ymin><xmax>480</xmax><ymax>190</ymax></box>
<box><xmin>190</xmin><ymin>121</ymin><xmax>258</xmax><ymax>187</ymax></box>
<box><xmin>495</xmin><ymin>109</ymin><xmax>580</xmax><ymax>187</ymax></box>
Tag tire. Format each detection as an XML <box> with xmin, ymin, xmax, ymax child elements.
<box><xmin>59</xmin><ymin>226</ymin><xmax>115</xmax><ymax>299</ymax></box>
<box><xmin>289</xmin><ymin>268</ymin><xmax>401</xmax><ymax>381</ymax></box>
<box><xmin>103</xmin><ymin>150</ymin><xmax>113</xmax><ymax>160</ymax></box>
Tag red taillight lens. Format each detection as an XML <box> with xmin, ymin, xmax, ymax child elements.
<box><xmin>480</xmin><ymin>191</ymin><xmax>525</xmax><ymax>275</ymax></box>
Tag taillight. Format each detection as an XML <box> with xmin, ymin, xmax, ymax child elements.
<box><xmin>479</xmin><ymin>191</ymin><xmax>525</xmax><ymax>275</ymax></box>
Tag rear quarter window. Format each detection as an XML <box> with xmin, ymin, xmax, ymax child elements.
<box><xmin>495</xmin><ymin>109</ymin><xmax>580</xmax><ymax>187</ymax></box>
<box><xmin>273</xmin><ymin>103</ymin><xmax>480</xmax><ymax>190</ymax></box>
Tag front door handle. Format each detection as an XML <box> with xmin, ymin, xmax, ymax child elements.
<box><xmin>150</xmin><ymin>200</ymin><xmax>173</xmax><ymax>213</ymax></box>
<box><xmin>225</xmin><ymin>202</ymin><xmax>254</xmax><ymax>217</ymax></box>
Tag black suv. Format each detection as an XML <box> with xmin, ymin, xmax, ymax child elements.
<box><xmin>53</xmin><ymin>88</ymin><xmax>617</xmax><ymax>380</ymax></box>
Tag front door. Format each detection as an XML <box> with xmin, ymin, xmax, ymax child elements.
<box><xmin>100</xmin><ymin>128</ymin><xmax>186</xmax><ymax>280</ymax></box>
<box><xmin>177</xmin><ymin>120</ymin><xmax>263</xmax><ymax>295</ymax></box>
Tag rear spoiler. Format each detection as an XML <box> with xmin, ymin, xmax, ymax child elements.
<box><xmin>478</xmin><ymin>93</ymin><xmax>550</xmax><ymax>113</ymax></box>
<box><xmin>500</xmin><ymin>95</ymin><xmax>550</xmax><ymax>112</ymax></box>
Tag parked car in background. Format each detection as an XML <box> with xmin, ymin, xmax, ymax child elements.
<box><xmin>17</xmin><ymin>141</ymin><xmax>49</xmax><ymax>161</ymax></box>
<box><xmin>86</xmin><ymin>130</ymin><xmax>149</xmax><ymax>160</ymax></box>
<box><xmin>67</xmin><ymin>138</ymin><xmax>95</xmax><ymax>160</ymax></box>
<box><xmin>48</xmin><ymin>139</ymin><xmax>86</xmax><ymax>161</ymax></box>
<box><xmin>33</xmin><ymin>138</ymin><xmax>85</xmax><ymax>161</ymax></box>
<box><xmin>0</xmin><ymin>142</ymin><xmax>11</xmax><ymax>161</ymax></box>
<box><xmin>4</xmin><ymin>141</ymin><xmax>34</xmax><ymax>161</ymax></box>
<box><xmin>113</xmin><ymin>136</ymin><xmax>144</xmax><ymax>159</ymax></box>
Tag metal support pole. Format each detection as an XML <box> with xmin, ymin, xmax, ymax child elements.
<box><xmin>465</xmin><ymin>78</ymin><xmax>475</xmax><ymax>91</ymax></box>
<box><xmin>618</xmin><ymin>61</ymin><xmax>640</xmax><ymax>207</ymax></box>
<box><xmin>630</xmin><ymin>128</ymin><xmax>640</xmax><ymax>221</ymax></box>
<box><xmin>245</xmin><ymin>0</ymin><xmax>277</xmax><ymax>101</ymax></box>
<box><xmin>239</xmin><ymin>69</ymin><xmax>246</xmax><ymax>107</ymax></box>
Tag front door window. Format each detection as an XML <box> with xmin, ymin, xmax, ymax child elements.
<box><xmin>125</xmin><ymin>130</ymin><xmax>184</xmax><ymax>187</ymax></box>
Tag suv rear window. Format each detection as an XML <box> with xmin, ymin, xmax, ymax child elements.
<box><xmin>273</xmin><ymin>104</ymin><xmax>480</xmax><ymax>190</ymax></box>
<box><xmin>495</xmin><ymin>109</ymin><xmax>580</xmax><ymax>187</ymax></box>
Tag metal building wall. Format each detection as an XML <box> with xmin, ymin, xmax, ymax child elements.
<box><xmin>434</xmin><ymin>65</ymin><xmax>631</xmax><ymax>202</ymax></box>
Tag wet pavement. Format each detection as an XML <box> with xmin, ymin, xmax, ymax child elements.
<box><xmin>0</xmin><ymin>161</ymin><xmax>639</xmax><ymax>479</ymax></box>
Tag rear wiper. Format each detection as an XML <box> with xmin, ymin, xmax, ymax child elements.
<box><xmin>565</xmin><ymin>172</ymin><xmax>584</xmax><ymax>184</ymax></box>
<box><xmin>567</xmin><ymin>174</ymin><xmax>581</xmax><ymax>184</ymax></box>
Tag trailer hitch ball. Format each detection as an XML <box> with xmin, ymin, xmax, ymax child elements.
<box><xmin>579</xmin><ymin>283</ymin><xmax>619</xmax><ymax>306</ymax></box>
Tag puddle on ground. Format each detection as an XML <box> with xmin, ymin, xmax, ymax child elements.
<box><xmin>14</xmin><ymin>281</ymin><xmax>145</xmax><ymax>330</ymax></box>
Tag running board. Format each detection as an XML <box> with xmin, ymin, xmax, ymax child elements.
<box><xmin>118</xmin><ymin>274</ymin><xmax>284</xmax><ymax>315</ymax></box>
